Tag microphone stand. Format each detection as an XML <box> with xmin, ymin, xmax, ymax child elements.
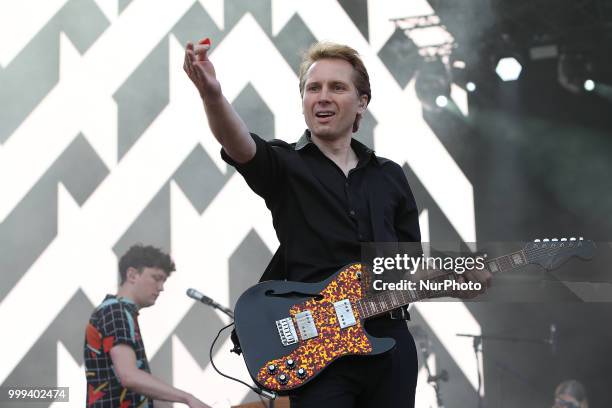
<box><xmin>420</xmin><ymin>348</ymin><xmax>447</xmax><ymax>408</ymax></box>
<box><xmin>215</xmin><ymin>306</ymin><xmax>234</xmax><ymax>320</ymax></box>
<box><xmin>456</xmin><ymin>332</ymin><xmax>551</xmax><ymax>408</ymax></box>
<box><xmin>455</xmin><ymin>334</ymin><xmax>484</xmax><ymax>408</ymax></box>
<box><xmin>457</xmin><ymin>333</ymin><xmax>551</xmax><ymax>346</ymax></box>
<box><xmin>426</xmin><ymin>368</ymin><xmax>447</xmax><ymax>408</ymax></box>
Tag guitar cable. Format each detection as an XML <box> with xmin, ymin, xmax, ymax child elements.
<box><xmin>209</xmin><ymin>322</ymin><xmax>277</xmax><ymax>401</ymax></box>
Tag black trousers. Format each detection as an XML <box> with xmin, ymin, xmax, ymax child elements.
<box><xmin>289</xmin><ymin>318</ymin><xmax>418</xmax><ymax>408</ymax></box>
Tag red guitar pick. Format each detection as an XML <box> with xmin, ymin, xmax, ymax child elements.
<box><xmin>199</xmin><ymin>38</ymin><xmax>211</xmax><ymax>46</ymax></box>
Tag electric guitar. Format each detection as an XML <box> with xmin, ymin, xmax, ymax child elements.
<box><xmin>233</xmin><ymin>238</ymin><xmax>595</xmax><ymax>394</ymax></box>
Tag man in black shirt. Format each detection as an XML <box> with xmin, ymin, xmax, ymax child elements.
<box><xmin>184</xmin><ymin>40</ymin><xmax>490</xmax><ymax>407</ymax></box>
<box><xmin>219</xmin><ymin>128</ymin><xmax>421</xmax><ymax>284</ymax></box>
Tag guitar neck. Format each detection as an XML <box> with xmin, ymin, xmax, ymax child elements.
<box><xmin>355</xmin><ymin>250</ymin><xmax>528</xmax><ymax>319</ymax></box>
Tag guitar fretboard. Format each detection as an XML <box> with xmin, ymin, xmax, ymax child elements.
<box><xmin>355</xmin><ymin>251</ymin><xmax>527</xmax><ymax>319</ymax></box>
<box><xmin>485</xmin><ymin>251</ymin><xmax>527</xmax><ymax>274</ymax></box>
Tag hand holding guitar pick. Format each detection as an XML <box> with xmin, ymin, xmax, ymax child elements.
<box><xmin>182</xmin><ymin>36</ymin><xmax>255</xmax><ymax>163</ymax></box>
<box><xmin>183</xmin><ymin>37</ymin><xmax>222</xmax><ymax>100</ymax></box>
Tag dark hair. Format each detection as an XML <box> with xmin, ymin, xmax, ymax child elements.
<box><xmin>119</xmin><ymin>244</ymin><xmax>175</xmax><ymax>284</ymax></box>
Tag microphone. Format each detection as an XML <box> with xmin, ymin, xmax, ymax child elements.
<box><xmin>186</xmin><ymin>288</ymin><xmax>234</xmax><ymax>318</ymax></box>
<box><xmin>549</xmin><ymin>323</ymin><xmax>557</xmax><ymax>354</ymax></box>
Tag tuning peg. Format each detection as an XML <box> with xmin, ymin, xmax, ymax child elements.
<box><xmin>534</xmin><ymin>239</ymin><xmax>541</xmax><ymax>242</ymax></box>
<box><xmin>561</xmin><ymin>238</ymin><xmax>567</xmax><ymax>241</ymax></box>
<box><xmin>552</xmin><ymin>238</ymin><xmax>559</xmax><ymax>242</ymax></box>
<box><xmin>543</xmin><ymin>239</ymin><xmax>550</xmax><ymax>242</ymax></box>
<box><xmin>570</xmin><ymin>237</ymin><xmax>576</xmax><ymax>241</ymax></box>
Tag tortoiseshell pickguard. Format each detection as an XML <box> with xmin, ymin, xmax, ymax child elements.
<box><xmin>256</xmin><ymin>263</ymin><xmax>371</xmax><ymax>391</ymax></box>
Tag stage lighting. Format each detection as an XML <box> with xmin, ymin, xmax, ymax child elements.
<box><xmin>466</xmin><ymin>82</ymin><xmax>476</xmax><ymax>92</ymax></box>
<box><xmin>558</xmin><ymin>53</ymin><xmax>594</xmax><ymax>94</ymax></box>
<box><xmin>415</xmin><ymin>59</ymin><xmax>451</xmax><ymax>111</ymax></box>
<box><xmin>435</xmin><ymin>95</ymin><xmax>448</xmax><ymax>107</ymax></box>
<box><xmin>495</xmin><ymin>57</ymin><xmax>522</xmax><ymax>81</ymax></box>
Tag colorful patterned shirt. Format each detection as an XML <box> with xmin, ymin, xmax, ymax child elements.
<box><xmin>84</xmin><ymin>295</ymin><xmax>153</xmax><ymax>408</ymax></box>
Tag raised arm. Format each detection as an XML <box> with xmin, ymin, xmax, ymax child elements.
<box><xmin>183</xmin><ymin>38</ymin><xmax>255</xmax><ymax>163</ymax></box>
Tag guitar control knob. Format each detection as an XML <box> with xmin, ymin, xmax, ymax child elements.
<box><xmin>277</xmin><ymin>374</ymin><xmax>289</xmax><ymax>385</ymax></box>
<box><xmin>267</xmin><ymin>364</ymin><xmax>277</xmax><ymax>375</ymax></box>
<box><xmin>297</xmin><ymin>368</ymin><xmax>307</xmax><ymax>379</ymax></box>
<box><xmin>286</xmin><ymin>359</ymin><xmax>295</xmax><ymax>369</ymax></box>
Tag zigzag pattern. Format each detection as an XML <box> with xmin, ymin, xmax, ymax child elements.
<box><xmin>0</xmin><ymin>1</ymin><xmax>477</xmax><ymax>405</ymax></box>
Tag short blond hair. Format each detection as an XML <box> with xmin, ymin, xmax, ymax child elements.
<box><xmin>298</xmin><ymin>42</ymin><xmax>371</xmax><ymax>133</ymax></box>
<box><xmin>298</xmin><ymin>42</ymin><xmax>371</xmax><ymax>104</ymax></box>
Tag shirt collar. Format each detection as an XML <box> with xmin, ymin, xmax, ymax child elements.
<box><xmin>105</xmin><ymin>294</ymin><xmax>139</xmax><ymax>313</ymax></box>
<box><xmin>294</xmin><ymin>130</ymin><xmax>312</xmax><ymax>150</ymax></box>
<box><xmin>294</xmin><ymin>130</ymin><xmax>380</xmax><ymax>166</ymax></box>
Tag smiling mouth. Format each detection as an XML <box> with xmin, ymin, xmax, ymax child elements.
<box><xmin>315</xmin><ymin>111</ymin><xmax>335</xmax><ymax>121</ymax></box>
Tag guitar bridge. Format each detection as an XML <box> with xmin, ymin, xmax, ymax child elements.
<box><xmin>276</xmin><ymin>317</ymin><xmax>298</xmax><ymax>346</ymax></box>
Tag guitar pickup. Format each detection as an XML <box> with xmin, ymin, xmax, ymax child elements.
<box><xmin>276</xmin><ymin>317</ymin><xmax>298</xmax><ymax>346</ymax></box>
<box><xmin>334</xmin><ymin>299</ymin><xmax>356</xmax><ymax>329</ymax></box>
<box><xmin>295</xmin><ymin>311</ymin><xmax>318</xmax><ymax>340</ymax></box>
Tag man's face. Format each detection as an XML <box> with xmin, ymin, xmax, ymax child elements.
<box><xmin>302</xmin><ymin>58</ymin><xmax>367</xmax><ymax>140</ymax></box>
<box><xmin>130</xmin><ymin>267</ymin><xmax>167</xmax><ymax>308</ymax></box>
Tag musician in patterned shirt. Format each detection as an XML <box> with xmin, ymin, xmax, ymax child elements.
<box><xmin>84</xmin><ymin>244</ymin><xmax>210</xmax><ymax>408</ymax></box>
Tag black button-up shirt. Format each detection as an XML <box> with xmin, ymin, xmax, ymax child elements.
<box><xmin>221</xmin><ymin>130</ymin><xmax>420</xmax><ymax>283</ymax></box>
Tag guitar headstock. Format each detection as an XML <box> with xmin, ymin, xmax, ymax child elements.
<box><xmin>523</xmin><ymin>237</ymin><xmax>596</xmax><ymax>271</ymax></box>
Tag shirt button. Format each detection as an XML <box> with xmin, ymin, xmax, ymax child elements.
<box><xmin>358</xmin><ymin>234</ymin><xmax>364</xmax><ymax>240</ymax></box>
<box><xmin>349</xmin><ymin>210</ymin><xmax>356</xmax><ymax>216</ymax></box>
<box><xmin>345</xmin><ymin>182</ymin><xmax>349</xmax><ymax>188</ymax></box>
